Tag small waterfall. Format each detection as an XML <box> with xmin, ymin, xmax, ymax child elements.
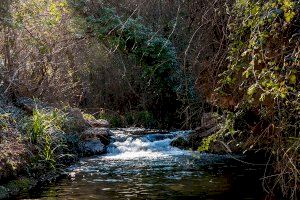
<box><xmin>19</xmin><ymin>129</ymin><xmax>264</xmax><ymax>200</ymax></box>
<box><xmin>104</xmin><ymin>130</ymin><xmax>191</xmax><ymax>160</ymax></box>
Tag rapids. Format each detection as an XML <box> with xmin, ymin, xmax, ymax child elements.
<box><xmin>19</xmin><ymin>130</ymin><xmax>265</xmax><ymax>199</ymax></box>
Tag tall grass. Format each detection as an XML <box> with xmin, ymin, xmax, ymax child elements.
<box><xmin>26</xmin><ymin>108</ymin><xmax>67</xmax><ymax>169</ymax></box>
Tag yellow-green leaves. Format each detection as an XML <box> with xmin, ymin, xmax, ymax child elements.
<box><xmin>281</xmin><ymin>0</ymin><xmax>296</xmax><ymax>23</ymax></box>
<box><xmin>251</xmin><ymin>4</ymin><xmax>260</xmax><ymax>15</ymax></box>
<box><xmin>13</xmin><ymin>0</ymin><xmax>70</xmax><ymax>28</ymax></box>
<box><xmin>289</xmin><ymin>74</ymin><xmax>297</xmax><ymax>84</ymax></box>
<box><xmin>49</xmin><ymin>1</ymin><xmax>69</xmax><ymax>26</ymax></box>
<box><xmin>247</xmin><ymin>84</ymin><xmax>257</xmax><ymax>96</ymax></box>
<box><xmin>225</xmin><ymin>0</ymin><xmax>298</xmax><ymax>106</ymax></box>
<box><xmin>284</xmin><ymin>10</ymin><xmax>296</xmax><ymax>22</ymax></box>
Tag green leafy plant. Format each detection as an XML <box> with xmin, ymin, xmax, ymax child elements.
<box><xmin>217</xmin><ymin>0</ymin><xmax>299</xmax><ymax>198</ymax></box>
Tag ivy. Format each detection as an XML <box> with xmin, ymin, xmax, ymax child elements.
<box><xmin>218</xmin><ymin>1</ymin><xmax>299</xmax><ymax>197</ymax></box>
<box><xmin>220</xmin><ymin>0</ymin><xmax>299</xmax><ymax>106</ymax></box>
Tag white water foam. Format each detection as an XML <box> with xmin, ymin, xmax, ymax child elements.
<box><xmin>103</xmin><ymin>130</ymin><xmax>191</xmax><ymax>160</ymax></box>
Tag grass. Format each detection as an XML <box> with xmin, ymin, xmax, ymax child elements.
<box><xmin>25</xmin><ymin>108</ymin><xmax>67</xmax><ymax>170</ymax></box>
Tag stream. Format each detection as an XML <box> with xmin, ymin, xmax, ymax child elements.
<box><xmin>19</xmin><ymin>130</ymin><xmax>265</xmax><ymax>199</ymax></box>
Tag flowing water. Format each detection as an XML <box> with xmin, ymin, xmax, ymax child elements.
<box><xmin>19</xmin><ymin>130</ymin><xmax>265</xmax><ymax>199</ymax></box>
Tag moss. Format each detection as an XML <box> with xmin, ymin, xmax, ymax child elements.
<box><xmin>82</xmin><ymin>113</ymin><xmax>96</xmax><ymax>121</ymax></box>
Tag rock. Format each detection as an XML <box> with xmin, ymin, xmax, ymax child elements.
<box><xmin>185</xmin><ymin>112</ymin><xmax>224</xmax><ymax>150</ymax></box>
<box><xmin>170</xmin><ymin>137</ymin><xmax>190</xmax><ymax>150</ymax></box>
<box><xmin>188</xmin><ymin>125</ymin><xmax>221</xmax><ymax>150</ymax></box>
<box><xmin>78</xmin><ymin>127</ymin><xmax>113</xmax><ymax>156</ymax></box>
<box><xmin>86</xmin><ymin>119</ymin><xmax>110</xmax><ymax>128</ymax></box>
<box><xmin>81</xmin><ymin>127</ymin><xmax>112</xmax><ymax>145</ymax></box>
<box><xmin>170</xmin><ymin>137</ymin><xmax>190</xmax><ymax>149</ymax></box>
<box><xmin>64</xmin><ymin>108</ymin><xmax>89</xmax><ymax>132</ymax></box>
<box><xmin>15</xmin><ymin>97</ymin><xmax>49</xmax><ymax>114</ymax></box>
<box><xmin>80</xmin><ymin>140</ymin><xmax>105</xmax><ymax>156</ymax></box>
<box><xmin>187</xmin><ymin>132</ymin><xmax>205</xmax><ymax>150</ymax></box>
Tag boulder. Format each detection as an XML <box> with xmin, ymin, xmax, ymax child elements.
<box><xmin>0</xmin><ymin>135</ymin><xmax>29</xmax><ymax>181</ymax></box>
<box><xmin>79</xmin><ymin>140</ymin><xmax>105</xmax><ymax>156</ymax></box>
<box><xmin>64</xmin><ymin>108</ymin><xmax>89</xmax><ymax>132</ymax></box>
<box><xmin>183</xmin><ymin>113</ymin><xmax>224</xmax><ymax>150</ymax></box>
<box><xmin>86</xmin><ymin>119</ymin><xmax>110</xmax><ymax>128</ymax></box>
<box><xmin>170</xmin><ymin>137</ymin><xmax>190</xmax><ymax>150</ymax></box>
<box><xmin>81</xmin><ymin>127</ymin><xmax>112</xmax><ymax>145</ymax></box>
<box><xmin>15</xmin><ymin>97</ymin><xmax>50</xmax><ymax>114</ymax></box>
<box><xmin>78</xmin><ymin>127</ymin><xmax>113</xmax><ymax>156</ymax></box>
<box><xmin>188</xmin><ymin>125</ymin><xmax>222</xmax><ymax>150</ymax></box>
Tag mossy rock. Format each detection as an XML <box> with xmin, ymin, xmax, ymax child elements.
<box><xmin>63</xmin><ymin>108</ymin><xmax>89</xmax><ymax>132</ymax></box>
<box><xmin>170</xmin><ymin>137</ymin><xmax>190</xmax><ymax>150</ymax></box>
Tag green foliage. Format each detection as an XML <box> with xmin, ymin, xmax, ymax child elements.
<box><xmin>29</xmin><ymin>109</ymin><xmax>65</xmax><ymax>144</ymax></box>
<box><xmin>12</xmin><ymin>0</ymin><xmax>70</xmax><ymax>28</ymax></box>
<box><xmin>221</xmin><ymin>0</ymin><xmax>299</xmax><ymax>103</ymax></box>
<box><xmin>86</xmin><ymin>7</ymin><xmax>179</xmax><ymax>88</ymax></box>
<box><xmin>6</xmin><ymin>178</ymin><xmax>32</xmax><ymax>192</ymax></box>
<box><xmin>25</xmin><ymin>108</ymin><xmax>67</xmax><ymax>169</ymax></box>
<box><xmin>98</xmin><ymin>111</ymin><xmax>122</xmax><ymax>127</ymax></box>
<box><xmin>125</xmin><ymin>111</ymin><xmax>157</xmax><ymax>128</ymax></box>
<box><xmin>99</xmin><ymin>110</ymin><xmax>157</xmax><ymax>128</ymax></box>
<box><xmin>82</xmin><ymin>113</ymin><xmax>96</xmax><ymax>121</ymax></box>
<box><xmin>77</xmin><ymin>5</ymin><xmax>183</xmax><ymax>127</ymax></box>
<box><xmin>217</xmin><ymin>1</ymin><xmax>299</xmax><ymax>198</ymax></box>
<box><xmin>218</xmin><ymin>0</ymin><xmax>299</xmax><ymax>127</ymax></box>
<box><xmin>198</xmin><ymin>112</ymin><xmax>236</xmax><ymax>152</ymax></box>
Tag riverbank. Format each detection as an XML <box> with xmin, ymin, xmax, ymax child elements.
<box><xmin>0</xmin><ymin>95</ymin><xmax>179</xmax><ymax>199</ymax></box>
<box><xmin>0</xmin><ymin>95</ymin><xmax>113</xmax><ymax>199</ymax></box>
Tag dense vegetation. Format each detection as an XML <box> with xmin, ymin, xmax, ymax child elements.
<box><xmin>0</xmin><ymin>0</ymin><xmax>299</xmax><ymax>199</ymax></box>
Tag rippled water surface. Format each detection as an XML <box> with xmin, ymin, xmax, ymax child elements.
<box><xmin>19</xmin><ymin>130</ymin><xmax>265</xmax><ymax>199</ymax></box>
